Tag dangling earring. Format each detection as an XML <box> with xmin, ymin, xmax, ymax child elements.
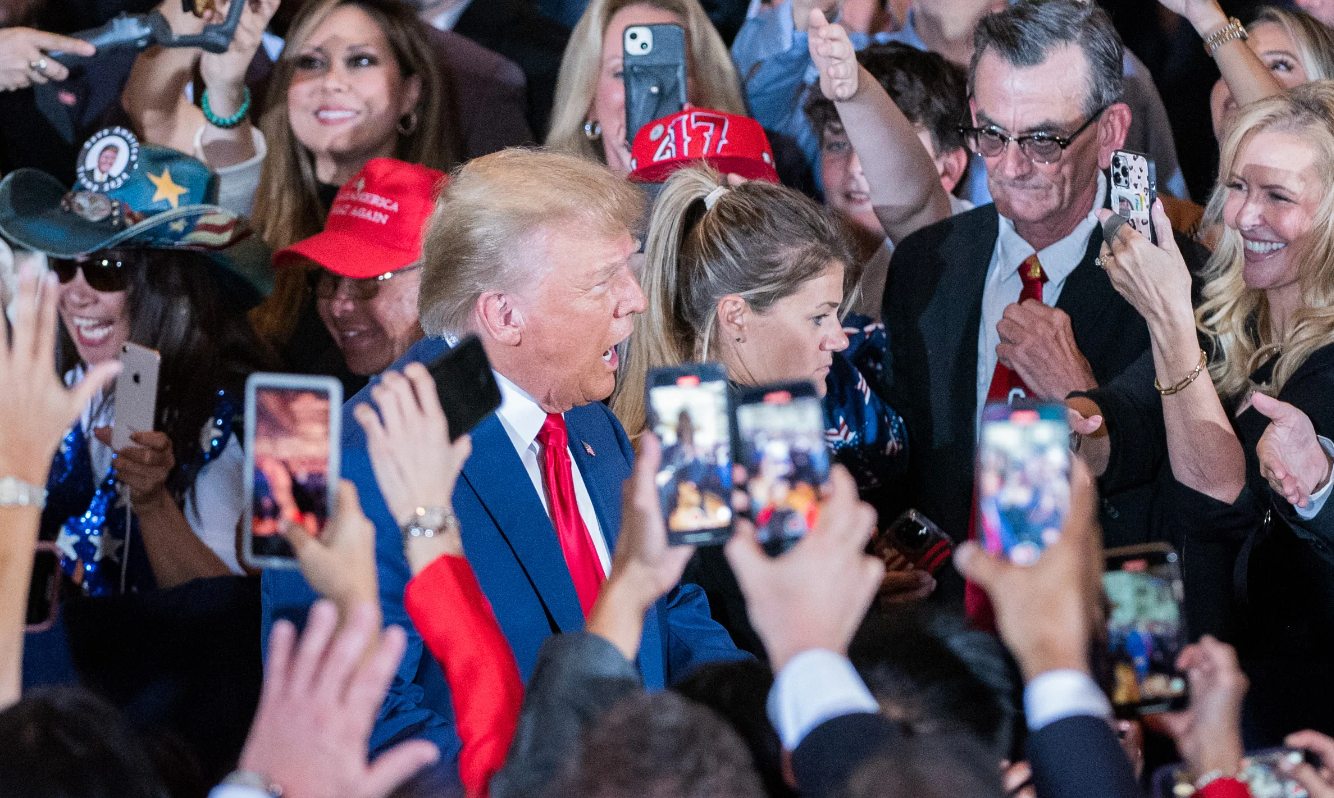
<box><xmin>397</xmin><ymin>110</ymin><xmax>419</xmax><ymax>136</ymax></box>
<box><xmin>584</xmin><ymin>119</ymin><xmax>602</xmax><ymax>141</ymax></box>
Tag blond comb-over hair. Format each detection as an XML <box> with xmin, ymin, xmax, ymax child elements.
<box><xmin>418</xmin><ymin>148</ymin><xmax>644</xmax><ymax>337</ymax></box>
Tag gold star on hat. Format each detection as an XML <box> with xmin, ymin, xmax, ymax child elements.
<box><xmin>148</xmin><ymin>167</ymin><xmax>189</xmax><ymax>209</ymax></box>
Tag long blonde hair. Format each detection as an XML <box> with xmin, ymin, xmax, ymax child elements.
<box><xmin>1197</xmin><ymin>80</ymin><xmax>1334</xmax><ymax>399</ymax></box>
<box><xmin>1251</xmin><ymin>8</ymin><xmax>1334</xmax><ymax>82</ymax></box>
<box><xmin>610</xmin><ymin>165</ymin><xmax>855</xmax><ymax>435</ymax></box>
<box><xmin>547</xmin><ymin>0</ymin><xmax>746</xmax><ymax>162</ymax></box>
<box><xmin>250</xmin><ymin>0</ymin><xmax>461</xmax><ymax>343</ymax></box>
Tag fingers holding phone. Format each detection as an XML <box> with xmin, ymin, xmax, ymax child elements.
<box><xmin>95</xmin><ymin>428</ymin><xmax>176</xmax><ymax>504</ymax></box>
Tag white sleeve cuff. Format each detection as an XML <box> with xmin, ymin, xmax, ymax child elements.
<box><xmin>1293</xmin><ymin>436</ymin><xmax>1334</xmax><ymax>520</ymax></box>
<box><xmin>209</xmin><ymin>786</ymin><xmax>271</xmax><ymax>798</ymax></box>
<box><xmin>1024</xmin><ymin>669</ymin><xmax>1112</xmax><ymax>731</ymax></box>
<box><xmin>766</xmin><ymin>648</ymin><xmax>879</xmax><ymax>750</ymax></box>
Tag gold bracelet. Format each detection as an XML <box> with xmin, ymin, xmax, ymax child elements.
<box><xmin>1155</xmin><ymin>349</ymin><xmax>1208</xmax><ymax>396</ymax></box>
<box><xmin>1204</xmin><ymin>17</ymin><xmax>1247</xmax><ymax>57</ymax></box>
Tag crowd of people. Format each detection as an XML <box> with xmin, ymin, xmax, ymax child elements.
<box><xmin>2</xmin><ymin>0</ymin><xmax>1334</xmax><ymax>795</ymax></box>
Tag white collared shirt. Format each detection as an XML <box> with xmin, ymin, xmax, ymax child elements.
<box><xmin>492</xmin><ymin>371</ymin><xmax>613</xmax><ymax>575</ymax></box>
<box><xmin>975</xmin><ymin>173</ymin><xmax>1107</xmax><ymax>437</ymax></box>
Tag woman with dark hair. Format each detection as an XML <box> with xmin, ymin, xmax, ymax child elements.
<box><xmin>0</xmin><ymin>142</ymin><xmax>272</xmax><ymax>592</ymax></box>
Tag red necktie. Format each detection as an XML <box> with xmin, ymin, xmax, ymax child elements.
<box><xmin>967</xmin><ymin>255</ymin><xmax>1048</xmax><ymax>630</ymax></box>
<box><xmin>536</xmin><ymin>413</ymin><xmax>605</xmax><ymax>617</ymax></box>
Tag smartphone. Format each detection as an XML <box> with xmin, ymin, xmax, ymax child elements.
<box><xmin>734</xmin><ymin>382</ymin><xmax>830</xmax><ymax>557</ymax></box>
<box><xmin>1240</xmin><ymin>748</ymin><xmax>1320</xmax><ymax>798</ymax></box>
<box><xmin>242</xmin><ymin>374</ymin><xmax>342</xmax><ymax>570</ymax></box>
<box><xmin>111</xmin><ymin>342</ymin><xmax>161</xmax><ymax>450</ymax></box>
<box><xmin>25</xmin><ymin>542</ymin><xmax>60</xmax><ymax>633</ymax></box>
<box><xmin>879</xmin><ymin>509</ymin><xmax>953</xmax><ymax>574</ymax></box>
<box><xmin>1104</xmin><ymin>543</ymin><xmax>1190</xmax><ymax>716</ymax></box>
<box><xmin>646</xmin><ymin>363</ymin><xmax>734</xmax><ymax>546</ymax></box>
<box><xmin>1110</xmin><ymin>149</ymin><xmax>1158</xmax><ymax>244</ymax></box>
<box><xmin>976</xmin><ymin>402</ymin><xmax>1071</xmax><ymax>566</ymax></box>
<box><xmin>623</xmin><ymin>23</ymin><xmax>688</xmax><ymax>149</ymax></box>
<box><xmin>425</xmin><ymin>336</ymin><xmax>503</xmax><ymax>442</ymax></box>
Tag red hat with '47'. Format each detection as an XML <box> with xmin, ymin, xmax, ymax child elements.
<box><xmin>628</xmin><ymin>109</ymin><xmax>780</xmax><ymax>184</ymax></box>
<box><xmin>274</xmin><ymin>158</ymin><xmax>447</xmax><ymax>278</ymax></box>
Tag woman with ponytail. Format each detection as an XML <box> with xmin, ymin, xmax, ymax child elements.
<box><xmin>611</xmin><ymin>166</ymin><xmax>926</xmax><ymax>652</ymax></box>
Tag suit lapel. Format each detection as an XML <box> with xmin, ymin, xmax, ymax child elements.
<box><xmin>565</xmin><ymin>404</ymin><xmax>629</xmax><ymax>553</ymax></box>
<box><xmin>1055</xmin><ymin>227</ymin><xmax>1115</xmax><ymax>358</ymax></box>
<box><xmin>459</xmin><ymin>415</ymin><xmax>586</xmax><ymax>633</ymax></box>
<box><xmin>920</xmin><ymin>206</ymin><xmax>997</xmax><ymax>444</ymax></box>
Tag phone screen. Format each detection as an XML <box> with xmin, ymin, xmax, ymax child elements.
<box><xmin>647</xmin><ymin>367</ymin><xmax>733</xmax><ymax>545</ymax></box>
<box><xmin>736</xmin><ymin>386</ymin><xmax>830</xmax><ymax>556</ymax></box>
<box><xmin>976</xmin><ymin>402</ymin><xmax>1071</xmax><ymax>565</ymax></box>
<box><xmin>250</xmin><ymin>385</ymin><xmax>337</xmax><ymax>561</ymax></box>
<box><xmin>1104</xmin><ymin>546</ymin><xmax>1190</xmax><ymax>715</ymax></box>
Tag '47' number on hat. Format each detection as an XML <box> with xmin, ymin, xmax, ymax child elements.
<box><xmin>651</xmin><ymin>111</ymin><xmax>732</xmax><ymax>164</ymax></box>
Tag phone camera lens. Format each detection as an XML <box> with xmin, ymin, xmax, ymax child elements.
<box><xmin>628</xmin><ymin>31</ymin><xmax>638</xmax><ymax>39</ymax></box>
<box><xmin>132</xmin><ymin>373</ymin><xmax>141</xmax><ymax>384</ymax></box>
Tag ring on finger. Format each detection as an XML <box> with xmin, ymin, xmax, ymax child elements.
<box><xmin>30</xmin><ymin>57</ymin><xmax>48</xmax><ymax>73</ymax></box>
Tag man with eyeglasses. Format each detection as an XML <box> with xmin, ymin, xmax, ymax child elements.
<box><xmin>274</xmin><ymin>158</ymin><xmax>446</xmax><ymax>396</ymax></box>
<box><xmin>879</xmin><ymin>0</ymin><xmax>1206</xmax><ymax>606</ymax></box>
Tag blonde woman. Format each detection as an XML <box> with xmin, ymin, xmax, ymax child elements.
<box><xmin>1083</xmin><ymin>81</ymin><xmax>1334</xmax><ymax>738</ymax></box>
<box><xmin>547</xmin><ymin>0</ymin><xmax>745</xmax><ymax>173</ymax></box>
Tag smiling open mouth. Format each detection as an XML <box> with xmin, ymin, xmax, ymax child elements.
<box><xmin>1243</xmin><ymin>239</ymin><xmax>1285</xmax><ymax>255</ymax></box>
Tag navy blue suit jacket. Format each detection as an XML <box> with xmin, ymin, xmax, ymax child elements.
<box><xmin>260</xmin><ymin>337</ymin><xmax>742</xmax><ymax>767</ymax></box>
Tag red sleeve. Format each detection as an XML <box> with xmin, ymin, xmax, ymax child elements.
<box><xmin>1199</xmin><ymin>778</ymin><xmax>1251</xmax><ymax>798</ymax></box>
<box><xmin>404</xmin><ymin>555</ymin><xmax>524</xmax><ymax>798</ymax></box>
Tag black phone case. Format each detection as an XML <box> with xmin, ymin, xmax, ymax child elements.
<box><xmin>426</xmin><ymin>336</ymin><xmax>503</xmax><ymax>442</ymax></box>
<box><xmin>622</xmin><ymin>24</ymin><xmax>688</xmax><ymax>149</ymax></box>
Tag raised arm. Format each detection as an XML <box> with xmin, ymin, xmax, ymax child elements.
<box><xmin>1159</xmin><ymin>0</ymin><xmax>1282</xmax><ymax>109</ymax></box>
<box><xmin>807</xmin><ymin>9</ymin><xmax>951</xmax><ymax>244</ymax></box>
<box><xmin>0</xmin><ymin>268</ymin><xmax>118</xmax><ymax>710</ymax></box>
<box><xmin>1099</xmin><ymin>203</ymin><xmax>1246</xmax><ymax>503</ymax></box>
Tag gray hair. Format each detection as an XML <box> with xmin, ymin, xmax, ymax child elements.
<box><xmin>969</xmin><ymin>0</ymin><xmax>1124</xmax><ymax>118</ymax></box>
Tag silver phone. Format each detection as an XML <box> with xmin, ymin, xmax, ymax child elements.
<box><xmin>111</xmin><ymin>342</ymin><xmax>161</xmax><ymax>450</ymax></box>
<box><xmin>242</xmin><ymin>373</ymin><xmax>342</xmax><ymax>570</ymax></box>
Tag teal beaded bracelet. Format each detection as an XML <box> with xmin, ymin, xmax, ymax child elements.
<box><xmin>201</xmin><ymin>86</ymin><xmax>251</xmax><ymax>130</ymax></box>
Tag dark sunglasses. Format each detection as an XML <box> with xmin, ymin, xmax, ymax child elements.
<box><xmin>50</xmin><ymin>256</ymin><xmax>129</xmax><ymax>293</ymax></box>
<box><xmin>314</xmin><ymin>264</ymin><xmax>421</xmax><ymax>302</ymax></box>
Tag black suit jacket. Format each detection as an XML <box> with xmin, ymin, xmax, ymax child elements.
<box><xmin>792</xmin><ymin>711</ymin><xmax>1137</xmax><ymax>798</ymax></box>
<box><xmin>455</xmin><ymin>0</ymin><xmax>571</xmax><ymax>139</ymax></box>
<box><xmin>881</xmin><ymin>204</ymin><xmax>1155</xmax><ymax>599</ymax></box>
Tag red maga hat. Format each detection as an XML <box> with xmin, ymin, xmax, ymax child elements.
<box><xmin>274</xmin><ymin>158</ymin><xmax>446</xmax><ymax>278</ymax></box>
<box><xmin>628</xmin><ymin>109</ymin><xmax>780</xmax><ymax>184</ymax></box>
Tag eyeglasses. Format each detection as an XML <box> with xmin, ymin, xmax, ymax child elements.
<box><xmin>50</xmin><ymin>255</ymin><xmax>128</xmax><ymax>293</ymax></box>
<box><xmin>315</xmin><ymin>264</ymin><xmax>421</xmax><ymax>301</ymax></box>
<box><xmin>959</xmin><ymin>107</ymin><xmax>1108</xmax><ymax>165</ymax></box>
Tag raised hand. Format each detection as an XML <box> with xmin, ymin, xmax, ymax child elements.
<box><xmin>198</xmin><ymin>0</ymin><xmax>282</xmax><ymax>118</ymax></box>
<box><xmin>1253</xmin><ymin>393</ymin><xmax>1332</xmax><ymax>509</ymax></box>
<box><xmin>353</xmin><ymin>363</ymin><xmax>472</xmax><ymax>575</ymax></box>
<box><xmin>724</xmin><ymin>465</ymin><xmax>885</xmax><ymax>672</ymax></box>
<box><xmin>238</xmin><ymin>601</ymin><xmax>440</xmax><ymax>798</ymax></box>
<box><xmin>808</xmin><ymin>8</ymin><xmax>858</xmax><ymax>101</ymax></box>
<box><xmin>0</xmin><ymin>28</ymin><xmax>94</xmax><ymax>89</ymax></box>
<box><xmin>1284</xmin><ymin>730</ymin><xmax>1334</xmax><ymax>798</ymax></box>
<box><xmin>1161</xmin><ymin>636</ymin><xmax>1248</xmax><ymax>782</ymax></box>
<box><xmin>954</xmin><ymin>459</ymin><xmax>1102</xmax><ymax>682</ymax></box>
<box><xmin>0</xmin><ymin>266</ymin><xmax>119</xmax><ymax>485</ymax></box>
<box><xmin>586</xmin><ymin>433</ymin><xmax>696</xmax><ymax>660</ymax></box>
<box><xmin>281</xmin><ymin>480</ymin><xmax>381</xmax><ymax>618</ymax></box>
<box><xmin>1097</xmin><ymin>201</ymin><xmax>1194</xmax><ymax>332</ymax></box>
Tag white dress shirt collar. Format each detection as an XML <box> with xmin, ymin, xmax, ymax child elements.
<box><xmin>494</xmin><ymin>370</ymin><xmax>551</xmax><ymax>452</ymax></box>
<box><xmin>994</xmin><ymin>171</ymin><xmax>1106</xmax><ymax>287</ymax></box>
